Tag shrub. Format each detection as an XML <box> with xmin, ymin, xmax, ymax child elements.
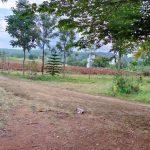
<box><xmin>26</xmin><ymin>60</ymin><xmax>38</xmax><ymax>79</ymax></box>
<box><xmin>112</xmin><ymin>75</ymin><xmax>140</xmax><ymax>95</ymax></box>
<box><xmin>45</xmin><ymin>53</ymin><xmax>62</xmax><ymax>76</ymax></box>
<box><xmin>93</xmin><ymin>56</ymin><xmax>110</xmax><ymax>68</ymax></box>
<box><xmin>26</xmin><ymin>61</ymin><xmax>38</xmax><ymax>73</ymax></box>
<box><xmin>143</xmin><ymin>71</ymin><xmax>150</xmax><ymax>76</ymax></box>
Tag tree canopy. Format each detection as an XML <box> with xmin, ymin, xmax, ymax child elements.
<box><xmin>32</xmin><ymin>0</ymin><xmax>149</xmax><ymax>62</ymax></box>
<box><xmin>6</xmin><ymin>1</ymin><xmax>39</xmax><ymax>74</ymax></box>
<box><xmin>3</xmin><ymin>0</ymin><xmax>150</xmax><ymax>62</ymax></box>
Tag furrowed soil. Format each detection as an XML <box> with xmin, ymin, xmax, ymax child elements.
<box><xmin>0</xmin><ymin>76</ymin><xmax>150</xmax><ymax>150</ymax></box>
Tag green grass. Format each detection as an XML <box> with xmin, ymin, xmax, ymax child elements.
<box><xmin>9</xmin><ymin>57</ymin><xmax>22</xmax><ymax>61</ymax></box>
<box><xmin>7</xmin><ymin>57</ymin><xmax>41</xmax><ymax>64</ymax></box>
<box><xmin>0</xmin><ymin>71</ymin><xmax>101</xmax><ymax>83</ymax></box>
<box><xmin>0</xmin><ymin>71</ymin><xmax>150</xmax><ymax>104</ymax></box>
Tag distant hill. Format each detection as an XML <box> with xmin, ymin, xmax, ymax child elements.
<box><xmin>70</xmin><ymin>51</ymin><xmax>115</xmax><ymax>61</ymax></box>
<box><xmin>0</xmin><ymin>48</ymin><xmax>41</xmax><ymax>59</ymax></box>
<box><xmin>0</xmin><ymin>48</ymin><xmax>135</xmax><ymax>64</ymax></box>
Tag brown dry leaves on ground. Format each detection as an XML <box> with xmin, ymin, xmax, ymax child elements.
<box><xmin>0</xmin><ymin>76</ymin><xmax>150</xmax><ymax>150</ymax></box>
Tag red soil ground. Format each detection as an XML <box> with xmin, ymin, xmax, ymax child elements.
<box><xmin>0</xmin><ymin>76</ymin><xmax>150</xmax><ymax>150</ymax></box>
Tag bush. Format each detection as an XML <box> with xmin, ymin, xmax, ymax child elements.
<box><xmin>26</xmin><ymin>60</ymin><xmax>38</xmax><ymax>79</ymax></box>
<box><xmin>93</xmin><ymin>56</ymin><xmax>110</xmax><ymax>68</ymax></box>
<box><xmin>26</xmin><ymin>60</ymin><xmax>38</xmax><ymax>73</ymax></box>
<box><xmin>143</xmin><ymin>71</ymin><xmax>150</xmax><ymax>76</ymax></box>
<box><xmin>67</xmin><ymin>57</ymin><xmax>87</xmax><ymax>67</ymax></box>
<box><xmin>112</xmin><ymin>75</ymin><xmax>140</xmax><ymax>95</ymax></box>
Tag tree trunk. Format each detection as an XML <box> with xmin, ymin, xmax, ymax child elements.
<box><xmin>41</xmin><ymin>44</ymin><xmax>45</xmax><ymax>75</ymax></box>
<box><xmin>88</xmin><ymin>68</ymin><xmax>92</xmax><ymax>80</ymax></box>
<box><xmin>63</xmin><ymin>51</ymin><xmax>66</xmax><ymax>78</ymax></box>
<box><xmin>23</xmin><ymin>50</ymin><xmax>26</xmax><ymax>75</ymax></box>
<box><xmin>118</xmin><ymin>52</ymin><xmax>122</xmax><ymax>70</ymax></box>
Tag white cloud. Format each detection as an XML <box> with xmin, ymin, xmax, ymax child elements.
<box><xmin>0</xmin><ymin>1</ymin><xmax>15</xmax><ymax>9</ymax></box>
<box><xmin>0</xmin><ymin>30</ymin><xmax>12</xmax><ymax>48</ymax></box>
<box><xmin>100</xmin><ymin>43</ymin><xmax>112</xmax><ymax>52</ymax></box>
<box><xmin>0</xmin><ymin>19</ymin><xmax>7</xmax><ymax>31</ymax></box>
<box><xmin>0</xmin><ymin>8</ymin><xmax>12</xmax><ymax>48</ymax></box>
<box><xmin>0</xmin><ymin>0</ymin><xmax>44</xmax><ymax>9</ymax></box>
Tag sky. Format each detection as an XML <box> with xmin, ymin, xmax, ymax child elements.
<box><xmin>0</xmin><ymin>0</ymin><xmax>111</xmax><ymax>51</ymax></box>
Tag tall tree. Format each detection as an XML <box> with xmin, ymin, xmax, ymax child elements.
<box><xmin>107</xmin><ymin>2</ymin><xmax>141</xmax><ymax>69</ymax></box>
<box><xmin>38</xmin><ymin>1</ymin><xmax>149</xmax><ymax>60</ymax></box>
<box><xmin>36</xmin><ymin>13</ymin><xmax>57</xmax><ymax>75</ymax></box>
<box><xmin>6</xmin><ymin>1</ymin><xmax>38</xmax><ymax>75</ymax></box>
<box><xmin>3</xmin><ymin>0</ymin><xmax>150</xmax><ymax>68</ymax></box>
<box><xmin>56</xmin><ymin>29</ymin><xmax>75</xmax><ymax>77</ymax></box>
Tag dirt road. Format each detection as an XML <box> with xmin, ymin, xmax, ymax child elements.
<box><xmin>0</xmin><ymin>76</ymin><xmax>150</xmax><ymax>150</ymax></box>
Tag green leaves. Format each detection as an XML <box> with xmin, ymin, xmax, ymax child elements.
<box><xmin>45</xmin><ymin>53</ymin><xmax>62</xmax><ymax>76</ymax></box>
<box><xmin>6</xmin><ymin>1</ymin><xmax>38</xmax><ymax>51</ymax></box>
<box><xmin>58</xmin><ymin>19</ymin><xmax>78</xmax><ymax>30</ymax></box>
<box><xmin>4</xmin><ymin>0</ymin><xmax>150</xmax><ymax>59</ymax></box>
<box><xmin>56</xmin><ymin>29</ymin><xmax>76</xmax><ymax>52</ymax></box>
